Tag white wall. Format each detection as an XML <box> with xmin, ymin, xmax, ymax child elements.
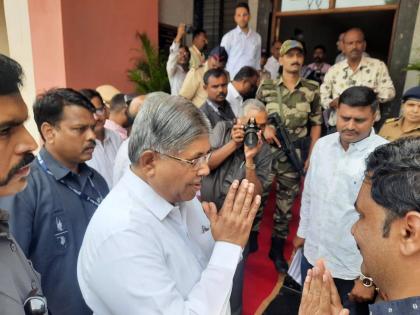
<box><xmin>4</xmin><ymin>0</ymin><xmax>39</xmax><ymax>141</ymax></box>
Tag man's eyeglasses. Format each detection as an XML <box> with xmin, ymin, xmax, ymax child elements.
<box><xmin>24</xmin><ymin>293</ymin><xmax>48</xmax><ymax>315</ymax></box>
<box><xmin>156</xmin><ymin>151</ymin><xmax>212</xmax><ymax>169</ymax></box>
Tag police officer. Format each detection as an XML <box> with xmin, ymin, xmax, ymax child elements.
<box><xmin>0</xmin><ymin>54</ymin><xmax>47</xmax><ymax>314</ymax></box>
<box><xmin>255</xmin><ymin>40</ymin><xmax>322</xmax><ymax>273</ymax></box>
<box><xmin>379</xmin><ymin>86</ymin><xmax>420</xmax><ymax>141</ymax></box>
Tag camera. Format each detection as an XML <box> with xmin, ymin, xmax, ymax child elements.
<box><xmin>244</xmin><ymin>118</ymin><xmax>260</xmax><ymax>148</ymax></box>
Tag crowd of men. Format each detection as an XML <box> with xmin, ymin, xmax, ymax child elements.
<box><xmin>0</xmin><ymin>2</ymin><xmax>419</xmax><ymax>315</ymax></box>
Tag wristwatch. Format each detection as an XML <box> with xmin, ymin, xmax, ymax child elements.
<box><xmin>359</xmin><ymin>273</ymin><xmax>374</xmax><ymax>287</ymax></box>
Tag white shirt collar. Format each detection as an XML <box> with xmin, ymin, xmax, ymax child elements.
<box><xmin>122</xmin><ymin>168</ymin><xmax>177</xmax><ymax>221</ymax></box>
<box><xmin>235</xmin><ymin>25</ymin><xmax>252</xmax><ymax>36</ymax></box>
<box><xmin>335</xmin><ymin>128</ymin><xmax>378</xmax><ymax>152</ymax></box>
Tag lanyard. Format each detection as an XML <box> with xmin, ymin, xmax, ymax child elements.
<box><xmin>36</xmin><ymin>155</ymin><xmax>103</xmax><ymax>207</ymax></box>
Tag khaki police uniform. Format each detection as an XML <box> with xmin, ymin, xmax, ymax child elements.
<box><xmin>256</xmin><ymin>76</ymin><xmax>323</xmax><ymax>239</ymax></box>
<box><xmin>0</xmin><ymin>209</ymin><xmax>43</xmax><ymax>315</ymax></box>
<box><xmin>379</xmin><ymin>117</ymin><xmax>420</xmax><ymax>141</ymax></box>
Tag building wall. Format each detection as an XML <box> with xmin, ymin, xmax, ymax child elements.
<box><xmin>61</xmin><ymin>0</ymin><xmax>158</xmax><ymax>92</ymax></box>
<box><xmin>28</xmin><ymin>0</ymin><xmax>66</xmax><ymax>94</ymax></box>
<box><xmin>404</xmin><ymin>5</ymin><xmax>420</xmax><ymax>90</ymax></box>
<box><xmin>159</xmin><ymin>0</ymin><xmax>193</xmax><ymax>27</ymax></box>
<box><xmin>4</xmin><ymin>0</ymin><xmax>39</xmax><ymax>139</ymax></box>
<box><xmin>0</xmin><ymin>0</ymin><xmax>9</xmax><ymax>55</ymax></box>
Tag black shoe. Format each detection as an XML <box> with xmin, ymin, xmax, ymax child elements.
<box><xmin>273</xmin><ymin>256</ymin><xmax>289</xmax><ymax>274</ymax></box>
<box><xmin>249</xmin><ymin>231</ymin><xmax>259</xmax><ymax>254</ymax></box>
<box><xmin>269</xmin><ymin>237</ymin><xmax>289</xmax><ymax>274</ymax></box>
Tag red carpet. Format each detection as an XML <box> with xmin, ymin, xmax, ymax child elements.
<box><xmin>243</xmin><ymin>188</ymin><xmax>301</xmax><ymax>315</ymax></box>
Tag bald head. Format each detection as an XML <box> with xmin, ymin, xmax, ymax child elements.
<box><xmin>343</xmin><ymin>28</ymin><xmax>366</xmax><ymax>62</ymax></box>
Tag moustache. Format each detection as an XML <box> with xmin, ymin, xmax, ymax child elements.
<box><xmin>217</xmin><ymin>93</ymin><xmax>226</xmax><ymax>98</ymax></box>
<box><xmin>83</xmin><ymin>141</ymin><xmax>96</xmax><ymax>151</ymax></box>
<box><xmin>0</xmin><ymin>153</ymin><xmax>35</xmax><ymax>187</ymax></box>
<box><xmin>291</xmin><ymin>62</ymin><xmax>301</xmax><ymax>66</ymax></box>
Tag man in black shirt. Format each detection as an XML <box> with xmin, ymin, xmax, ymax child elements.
<box><xmin>200</xmin><ymin>68</ymin><xmax>235</xmax><ymax>127</ymax></box>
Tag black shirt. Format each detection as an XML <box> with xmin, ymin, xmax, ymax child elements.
<box><xmin>200</xmin><ymin>100</ymin><xmax>236</xmax><ymax>128</ymax></box>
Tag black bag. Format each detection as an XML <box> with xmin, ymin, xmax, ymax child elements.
<box><xmin>263</xmin><ymin>274</ymin><xmax>302</xmax><ymax>315</ymax></box>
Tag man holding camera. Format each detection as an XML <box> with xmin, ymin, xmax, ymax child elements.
<box><xmin>200</xmin><ymin>98</ymin><xmax>272</xmax><ymax>315</ymax></box>
<box><xmin>256</xmin><ymin>40</ymin><xmax>322</xmax><ymax>273</ymax></box>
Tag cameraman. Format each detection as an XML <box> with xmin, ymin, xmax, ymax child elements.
<box><xmin>200</xmin><ymin>99</ymin><xmax>272</xmax><ymax>315</ymax></box>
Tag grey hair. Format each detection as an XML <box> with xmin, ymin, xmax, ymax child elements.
<box><xmin>128</xmin><ymin>95</ymin><xmax>211</xmax><ymax>164</ymax></box>
<box><xmin>243</xmin><ymin>98</ymin><xmax>267</xmax><ymax>116</ymax></box>
<box><xmin>144</xmin><ymin>91</ymin><xmax>170</xmax><ymax>103</ymax></box>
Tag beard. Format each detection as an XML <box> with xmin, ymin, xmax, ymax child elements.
<box><xmin>0</xmin><ymin>153</ymin><xmax>35</xmax><ymax>187</ymax></box>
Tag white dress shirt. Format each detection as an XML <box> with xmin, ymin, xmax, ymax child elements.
<box><xmin>226</xmin><ymin>82</ymin><xmax>243</xmax><ymax>117</ymax></box>
<box><xmin>77</xmin><ymin>169</ymin><xmax>242</xmax><ymax>315</ymax></box>
<box><xmin>297</xmin><ymin>131</ymin><xmax>388</xmax><ymax>280</ymax></box>
<box><xmin>264</xmin><ymin>56</ymin><xmax>280</xmax><ymax>80</ymax></box>
<box><xmin>221</xmin><ymin>26</ymin><xmax>261</xmax><ymax>78</ymax></box>
<box><xmin>112</xmin><ymin>137</ymin><xmax>129</xmax><ymax>186</ymax></box>
<box><xmin>167</xmin><ymin>41</ymin><xmax>188</xmax><ymax>95</ymax></box>
<box><xmin>86</xmin><ymin>129</ymin><xmax>122</xmax><ymax>188</ymax></box>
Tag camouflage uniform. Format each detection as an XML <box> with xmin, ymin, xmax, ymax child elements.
<box><xmin>255</xmin><ymin>76</ymin><xmax>323</xmax><ymax>239</ymax></box>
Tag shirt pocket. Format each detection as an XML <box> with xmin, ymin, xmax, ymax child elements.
<box><xmin>50</xmin><ymin>209</ymin><xmax>70</xmax><ymax>255</ymax></box>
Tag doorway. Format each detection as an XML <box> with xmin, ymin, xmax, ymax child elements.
<box><xmin>277</xmin><ymin>9</ymin><xmax>396</xmax><ymax>65</ymax></box>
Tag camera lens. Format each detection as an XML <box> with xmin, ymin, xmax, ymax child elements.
<box><xmin>244</xmin><ymin>118</ymin><xmax>259</xmax><ymax>148</ymax></box>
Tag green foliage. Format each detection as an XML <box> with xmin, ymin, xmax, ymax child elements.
<box><xmin>128</xmin><ymin>32</ymin><xmax>170</xmax><ymax>94</ymax></box>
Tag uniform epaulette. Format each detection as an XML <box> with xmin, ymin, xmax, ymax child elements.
<box><xmin>384</xmin><ymin>117</ymin><xmax>399</xmax><ymax>124</ymax></box>
<box><xmin>260</xmin><ymin>78</ymin><xmax>275</xmax><ymax>86</ymax></box>
<box><xmin>301</xmin><ymin>78</ymin><xmax>320</xmax><ymax>88</ymax></box>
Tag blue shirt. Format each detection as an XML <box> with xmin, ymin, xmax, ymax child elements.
<box><xmin>369</xmin><ymin>296</ymin><xmax>420</xmax><ymax>314</ymax></box>
<box><xmin>0</xmin><ymin>148</ymin><xmax>109</xmax><ymax>315</ymax></box>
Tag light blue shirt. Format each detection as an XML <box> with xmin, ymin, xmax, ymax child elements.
<box><xmin>221</xmin><ymin>26</ymin><xmax>261</xmax><ymax>78</ymax></box>
<box><xmin>297</xmin><ymin>131</ymin><xmax>388</xmax><ymax>279</ymax></box>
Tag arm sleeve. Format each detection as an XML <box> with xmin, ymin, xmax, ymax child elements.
<box><xmin>179</xmin><ymin>69</ymin><xmax>199</xmax><ymax>101</ymax></box>
<box><xmin>375</xmin><ymin>61</ymin><xmax>396</xmax><ymax>103</ymax></box>
<box><xmin>85</xmin><ymin>227</ymin><xmax>241</xmax><ymax>315</ymax></box>
<box><xmin>309</xmin><ymin>88</ymin><xmax>323</xmax><ymax>126</ymax></box>
<box><xmin>167</xmin><ymin>41</ymin><xmax>180</xmax><ymax>78</ymax></box>
<box><xmin>296</xmin><ymin>142</ymin><xmax>318</xmax><ymax>238</ymax></box>
<box><xmin>320</xmin><ymin>69</ymin><xmax>334</xmax><ymax>110</ymax></box>
<box><xmin>255</xmin><ymin>36</ymin><xmax>261</xmax><ymax>70</ymax></box>
<box><xmin>220</xmin><ymin>34</ymin><xmax>231</xmax><ymax>55</ymax></box>
<box><xmin>255</xmin><ymin>145</ymin><xmax>272</xmax><ymax>192</ymax></box>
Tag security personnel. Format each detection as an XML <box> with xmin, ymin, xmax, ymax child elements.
<box><xmin>379</xmin><ymin>86</ymin><xmax>420</xmax><ymax>141</ymax></box>
<box><xmin>256</xmin><ymin>40</ymin><xmax>322</xmax><ymax>273</ymax></box>
<box><xmin>0</xmin><ymin>54</ymin><xmax>47</xmax><ymax>314</ymax></box>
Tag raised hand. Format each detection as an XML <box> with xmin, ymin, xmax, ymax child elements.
<box><xmin>299</xmin><ymin>260</ymin><xmax>349</xmax><ymax>315</ymax></box>
<box><xmin>202</xmin><ymin>179</ymin><xmax>261</xmax><ymax>249</ymax></box>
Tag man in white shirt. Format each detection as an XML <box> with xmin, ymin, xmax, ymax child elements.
<box><xmin>226</xmin><ymin>66</ymin><xmax>259</xmax><ymax>117</ymax></box>
<box><xmin>167</xmin><ymin>23</ymin><xmax>191</xmax><ymax>96</ymax></box>
<box><xmin>78</xmin><ymin>95</ymin><xmax>261</xmax><ymax>315</ymax></box>
<box><xmin>294</xmin><ymin>86</ymin><xmax>388</xmax><ymax>315</ymax></box>
<box><xmin>221</xmin><ymin>2</ymin><xmax>261</xmax><ymax>78</ymax></box>
<box><xmin>80</xmin><ymin>89</ymin><xmax>122</xmax><ymax>188</ymax></box>
<box><xmin>264</xmin><ymin>40</ymin><xmax>282</xmax><ymax>80</ymax></box>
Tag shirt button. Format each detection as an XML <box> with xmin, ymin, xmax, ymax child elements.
<box><xmin>10</xmin><ymin>242</ymin><xmax>16</xmax><ymax>252</ymax></box>
<box><xmin>31</xmin><ymin>280</ymin><xmax>37</xmax><ymax>289</ymax></box>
